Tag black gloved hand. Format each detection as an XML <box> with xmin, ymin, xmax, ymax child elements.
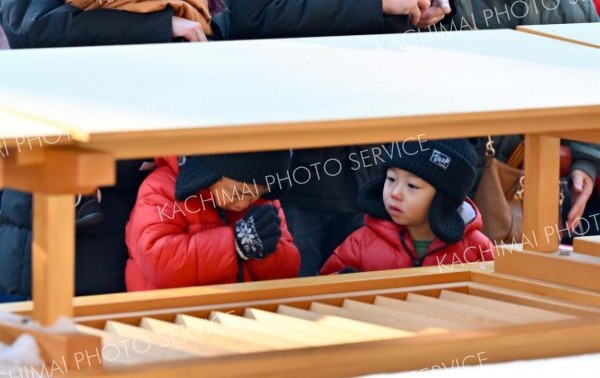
<box><xmin>234</xmin><ymin>205</ymin><xmax>282</xmax><ymax>261</ymax></box>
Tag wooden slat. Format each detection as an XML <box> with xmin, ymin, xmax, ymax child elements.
<box><xmin>71</xmin><ymin>318</ymin><xmax>600</xmax><ymax>377</ymax></box>
<box><xmin>468</xmin><ymin>283</ymin><xmax>600</xmax><ymax>317</ymax></box>
<box><xmin>494</xmin><ymin>246</ymin><xmax>600</xmax><ymax>291</ymax></box>
<box><xmin>573</xmin><ymin>236</ymin><xmax>600</xmax><ymax>257</ymax></box>
<box><xmin>438</xmin><ymin>290</ymin><xmax>576</xmax><ymax>322</ymax></box>
<box><xmin>176</xmin><ymin>314</ymin><xmax>303</xmax><ymax>350</ymax></box>
<box><xmin>404</xmin><ymin>293</ymin><xmax>531</xmax><ymax>324</ymax></box>
<box><xmin>76</xmin><ymin>325</ymin><xmax>193</xmax><ymax>365</ymax></box>
<box><xmin>211</xmin><ymin>311</ymin><xmax>322</xmax><ymax>347</ymax></box>
<box><xmin>469</xmin><ymin>269</ymin><xmax>600</xmax><ymax>308</ymax></box>
<box><xmin>342</xmin><ymin>299</ymin><xmax>465</xmax><ymax>331</ymax></box>
<box><xmin>310</xmin><ymin>302</ymin><xmax>432</xmax><ymax>335</ymax></box>
<box><xmin>140</xmin><ymin>317</ymin><xmax>269</xmax><ymax>354</ymax></box>
<box><xmin>105</xmin><ymin>321</ymin><xmax>230</xmax><ymax>357</ymax></box>
<box><xmin>373</xmin><ymin>296</ymin><xmax>505</xmax><ymax>329</ymax></box>
<box><xmin>276</xmin><ymin>305</ymin><xmax>410</xmax><ymax>340</ymax></box>
<box><xmin>244</xmin><ymin>308</ymin><xmax>369</xmax><ymax>344</ymax></box>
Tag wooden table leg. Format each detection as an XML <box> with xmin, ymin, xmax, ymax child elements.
<box><xmin>523</xmin><ymin>134</ymin><xmax>560</xmax><ymax>252</ymax></box>
<box><xmin>32</xmin><ymin>194</ymin><xmax>75</xmax><ymax>325</ymax></box>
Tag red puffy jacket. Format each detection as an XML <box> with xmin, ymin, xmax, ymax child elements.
<box><xmin>125</xmin><ymin>157</ymin><xmax>300</xmax><ymax>291</ymax></box>
<box><xmin>320</xmin><ymin>199</ymin><xmax>494</xmax><ymax>274</ymax></box>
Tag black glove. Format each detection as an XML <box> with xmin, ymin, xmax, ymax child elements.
<box><xmin>234</xmin><ymin>205</ymin><xmax>282</xmax><ymax>260</ymax></box>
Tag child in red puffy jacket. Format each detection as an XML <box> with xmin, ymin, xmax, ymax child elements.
<box><xmin>125</xmin><ymin>151</ymin><xmax>300</xmax><ymax>291</ymax></box>
<box><xmin>320</xmin><ymin>138</ymin><xmax>494</xmax><ymax>275</ymax></box>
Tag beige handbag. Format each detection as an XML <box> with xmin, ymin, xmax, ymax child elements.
<box><xmin>474</xmin><ymin>138</ymin><xmax>524</xmax><ymax>245</ymax></box>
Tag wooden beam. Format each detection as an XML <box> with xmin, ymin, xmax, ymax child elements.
<box><xmin>81</xmin><ymin>107</ymin><xmax>600</xmax><ymax>159</ymax></box>
<box><xmin>494</xmin><ymin>245</ymin><xmax>600</xmax><ymax>292</ymax></box>
<box><xmin>1</xmin><ymin>147</ymin><xmax>114</xmax><ymax>194</ymax></box>
<box><xmin>544</xmin><ymin>129</ymin><xmax>600</xmax><ymax>144</ymax></box>
<box><xmin>573</xmin><ymin>236</ymin><xmax>600</xmax><ymax>257</ymax></box>
<box><xmin>522</xmin><ymin>134</ymin><xmax>560</xmax><ymax>252</ymax></box>
<box><xmin>32</xmin><ymin>194</ymin><xmax>75</xmax><ymax>325</ymax></box>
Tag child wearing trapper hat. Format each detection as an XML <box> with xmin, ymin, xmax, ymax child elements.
<box><xmin>320</xmin><ymin>138</ymin><xmax>494</xmax><ymax>275</ymax></box>
<box><xmin>125</xmin><ymin>151</ymin><xmax>300</xmax><ymax>291</ymax></box>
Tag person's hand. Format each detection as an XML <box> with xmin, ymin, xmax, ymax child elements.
<box><xmin>413</xmin><ymin>0</ymin><xmax>452</xmax><ymax>28</ymax></box>
<box><xmin>234</xmin><ymin>205</ymin><xmax>282</xmax><ymax>260</ymax></box>
<box><xmin>567</xmin><ymin>169</ymin><xmax>595</xmax><ymax>231</ymax></box>
<box><xmin>383</xmin><ymin>0</ymin><xmax>431</xmax><ymax>26</ymax></box>
<box><xmin>171</xmin><ymin>16</ymin><xmax>207</xmax><ymax>42</ymax></box>
<box><xmin>434</xmin><ymin>0</ymin><xmax>452</xmax><ymax>14</ymax></box>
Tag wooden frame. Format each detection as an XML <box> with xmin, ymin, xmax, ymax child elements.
<box><xmin>0</xmin><ymin>28</ymin><xmax>599</xmax><ymax>375</ymax></box>
<box><xmin>4</xmin><ymin>265</ymin><xmax>600</xmax><ymax>376</ymax></box>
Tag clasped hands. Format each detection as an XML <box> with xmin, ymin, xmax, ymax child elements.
<box><xmin>383</xmin><ymin>0</ymin><xmax>452</xmax><ymax>28</ymax></box>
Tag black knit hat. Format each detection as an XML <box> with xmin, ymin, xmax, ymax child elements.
<box><xmin>175</xmin><ymin>150</ymin><xmax>292</xmax><ymax>201</ymax></box>
<box><xmin>357</xmin><ymin>138</ymin><xmax>477</xmax><ymax>244</ymax></box>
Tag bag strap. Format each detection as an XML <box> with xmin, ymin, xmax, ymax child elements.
<box><xmin>506</xmin><ymin>142</ymin><xmax>525</xmax><ymax>169</ymax></box>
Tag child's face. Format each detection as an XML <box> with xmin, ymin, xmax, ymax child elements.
<box><xmin>209</xmin><ymin>177</ymin><xmax>268</xmax><ymax>212</ymax></box>
<box><xmin>383</xmin><ymin>168</ymin><xmax>436</xmax><ymax>228</ymax></box>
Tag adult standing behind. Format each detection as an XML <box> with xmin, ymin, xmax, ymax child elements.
<box><xmin>225</xmin><ymin>0</ymin><xmax>451</xmax><ymax>39</ymax></box>
<box><xmin>0</xmin><ymin>0</ymin><xmax>216</xmax><ymax>48</ymax></box>
<box><xmin>441</xmin><ymin>0</ymin><xmax>598</xmax><ymax>30</ymax></box>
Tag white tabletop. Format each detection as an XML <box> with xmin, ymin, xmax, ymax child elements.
<box><xmin>517</xmin><ymin>23</ymin><xmax>600</xmax><ymax>48</ymax></box>
<box><xmin>0</xmin><ymin>29</ymin><xmax>598</xmax><ymax>147</ymax></box>
<box><xmin>0</xmin><ymin>109</ymin><xmax>66</xmax><ymax>148</ymax></box>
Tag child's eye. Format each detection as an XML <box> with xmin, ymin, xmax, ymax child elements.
<box><xmin>408</xmin><ymin>183</ymin><xmax>420</xmax><ymax>189</ymax></box>
<box><xmin>386</xmin><ymin>176</ymin><xmax>395</xmax><ymax>183</ymax></box>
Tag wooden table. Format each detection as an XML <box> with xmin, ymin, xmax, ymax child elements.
<box><xmin>0</xmin><ymin>29</ymin><xmax>599</xmax><ymax>326</ymax></box>
<box><xmin>517</xmin><ymin>23</ymin><xmax>600</xmax><ymax>49</ymax></box>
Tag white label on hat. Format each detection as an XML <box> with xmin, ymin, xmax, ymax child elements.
<box><xmin>430</xmin><ymin>150</ymin><xmax>451</xmax><ymax>170</ymax></box>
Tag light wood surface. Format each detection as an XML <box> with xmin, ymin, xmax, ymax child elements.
<box><xmin>573</xmin><ymin>236</ymin><xmax>600</xmax><ymax>257</ymax></box>
<box><xmin>176</xmin><ymin>314</ymin><xmax>304</xmax><ymax>350</ymax></box>
<box><xmin>276</xmin><ymin>305</ymin><xmax>410</xmax><ymax>339</ymax></box>
<box><xmin>523</xmin><ymin>134</ymin><xmax>561</xmax><ymax>251</ymax></box>
<box><xmin>140</xmin><ymin>317</ymin><xmax>271</xmax><ymax>353</ymax></box>
<box><xmin>438</xmin><ymin>290</ymin><xmax>575</xmax><ymax>322</ymax></box>
<box><xmin>468</xmin><ymin>282</ymin><xmax>600</xmax><ymax>317</ymax></box>
<box><xmin>494</xmin><ymin>245</ymin><xmax>600</xmax><ymax>291</ymax></box>
<box><xmin>406</xmin><ymin>293</ymin><xmax>510</xmax><ymax>328</ymax></box>
<box><xmin>105</xmin><ymin>320</ymin><xmax>232</xmax><ymax>357</ymax></box>
<box><xmin>517</xmin><ymin>23</ymin><xmax>600</xmax><ymax>49</ymax></box>
<box><xmin>243</xmin><ymin>307</ymin><xmax>370</xmax><ymax>343</ymax></box>
<box><xmin>32</xmin><ymin>194</ymin><xmax>75</xmax><ymax>326</ymax></box>
<box><xmin>373</xmin><ymin>295</ymin><xmax>506</xmax><ymax>328</ymax></box>
<box><xmin>75</xmin><ymin>324</ymin><xmax>194</xmax><ymax>365</ymax></box>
